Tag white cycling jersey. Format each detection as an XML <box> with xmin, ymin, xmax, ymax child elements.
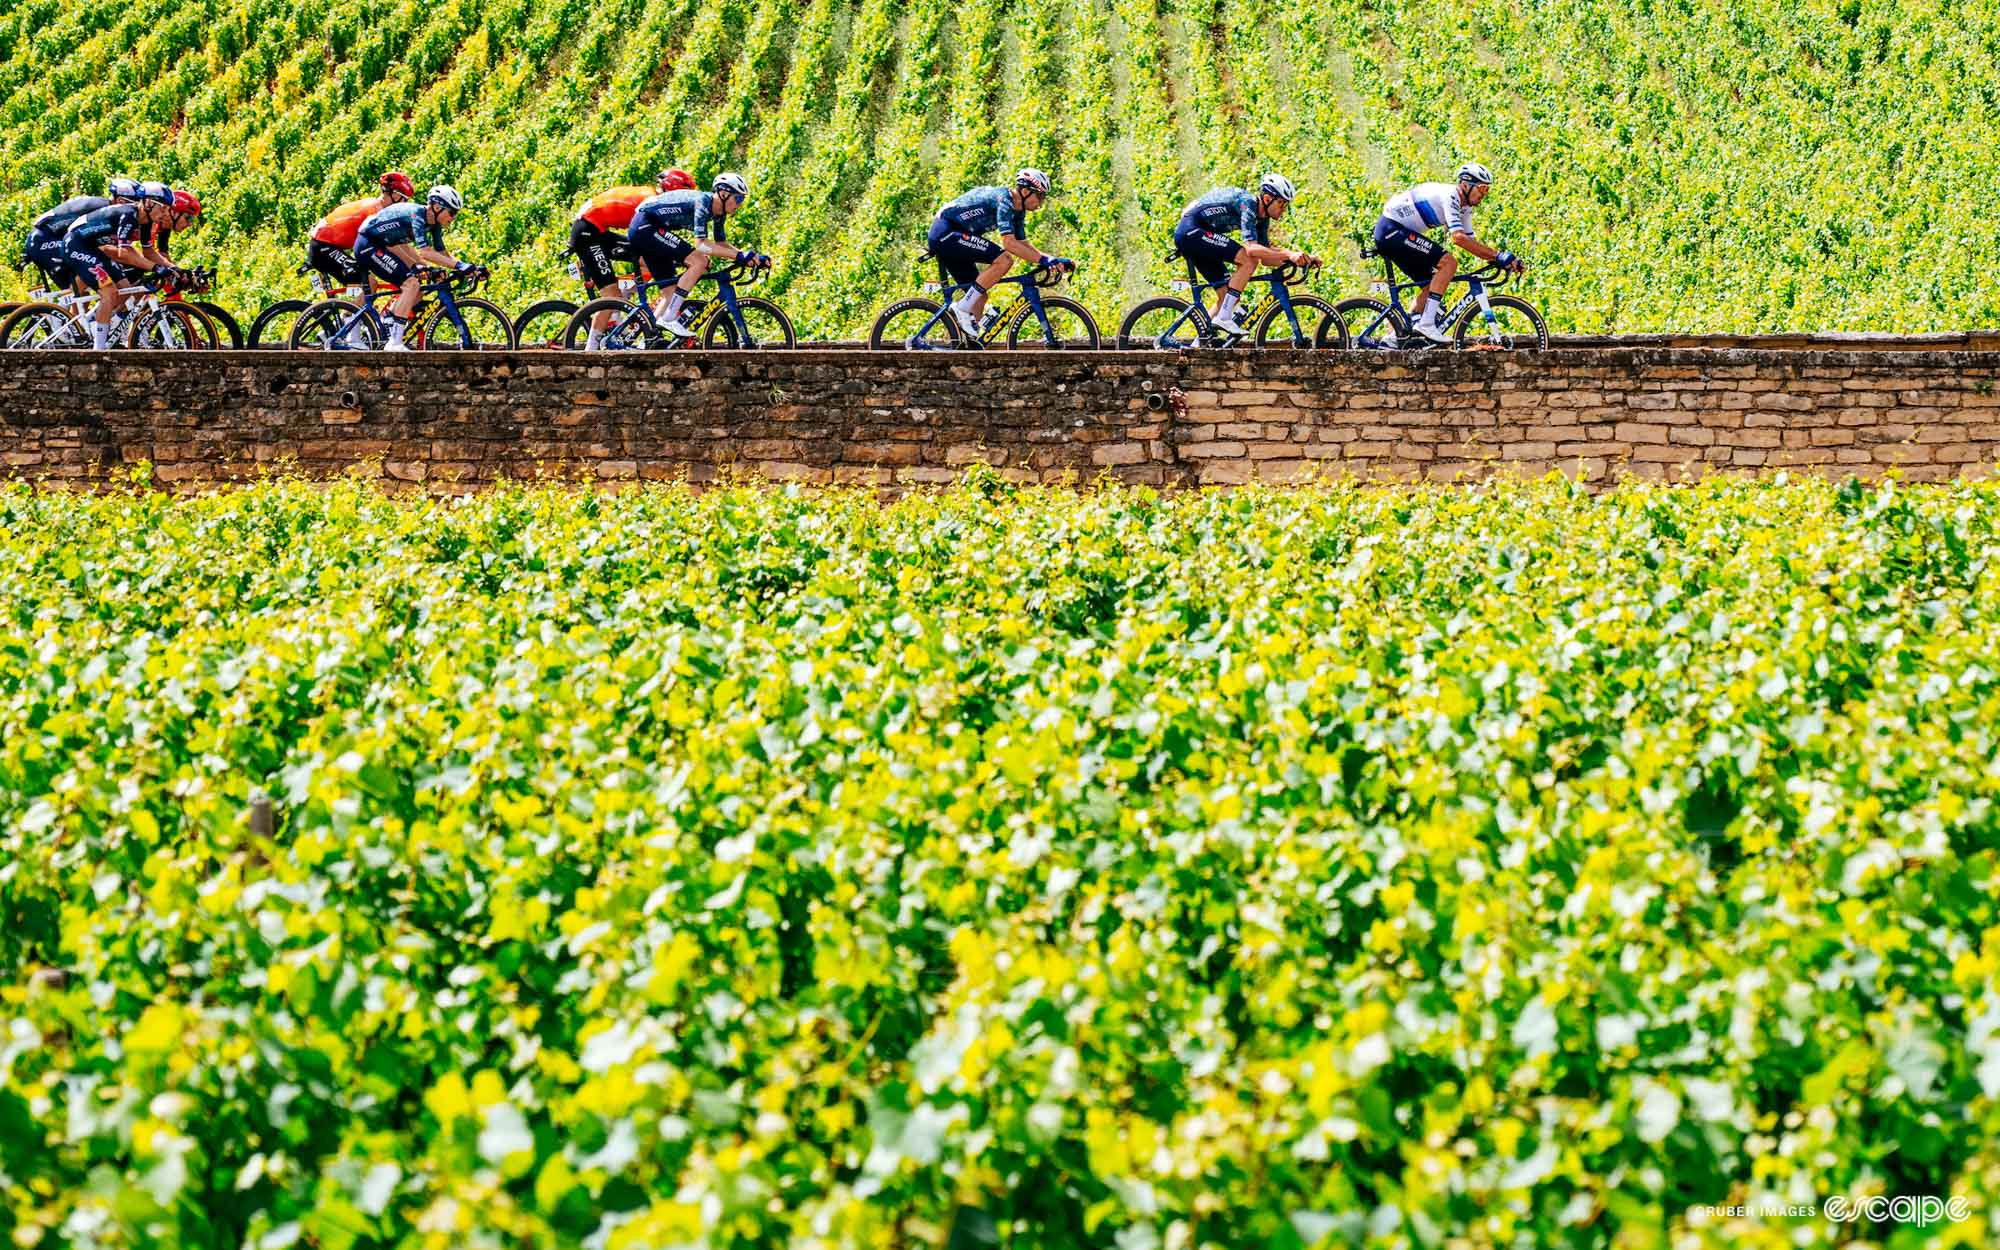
<box><xmin>1381</xmin><ymin>182</ymin><xmax>1475</xmax><ymax>237</ymax></box>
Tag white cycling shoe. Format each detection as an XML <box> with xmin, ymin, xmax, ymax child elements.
<box><xmin>950</xmin><ymin>303</ymin><xmax>982</xmax><ymax>339</ymax></box>
<box><xmin>1210</xmin><ymin>313</ymin><xmax>1245</xmax><ymax>337</ymax></box>
<box><xmin>1413</xmin><ymin>316</ymin><xmax>1452</xmax><ymax>344</ymax></box>
<box><xmin>381</xmin><ymin>341</ymin><xmax>411</xmax><ymax>352</ymax></box>
<box><xmin>660</xmin><ymin>317</ymin><xmax>694</xmax><ymax>339</ymax></box>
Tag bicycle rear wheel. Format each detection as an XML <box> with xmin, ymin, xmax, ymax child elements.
<box><xmin>1454</xmin><ymin>295</ymin><xmax>1547</xmax><ymax>350</ymax></box>
<box><xmin>290</xmin><ymin>300</ymin><xmax>369</xmax><ymax>350</ymax></box>
<box><xmin>515</xmin><ymin>299</ymin><xmax>579</xmax><ymax>350</ymax></box>
<box><xmin>192</xmin><ymin>301</ymin><xmax>243</xmax><ymax>349</ymax></box>
<box><xmin>248</xmin><ymin>300</ymin><xmax>310</xmax><ymax>349</ymax></box>
<box><xmin>420</xmin><ymin>297</ymin><xmax>516</xmax><ymax>350</ymax></box>
<box><xmin>564</xmin><ymin>298</ymin><xmax>663</xmax><ymax>350</ymax></box>
<box><xmin>1254</xmin><ymin>295</ymin><xmax>1340</xmax><ymax>349</ymax></box>
<box><xmin>128</xmin><ymin>305</ymin><xmax>218</xmax><ymax>350</ymax></box>
<box><xmin>1008</xmin><ymin>296</ymin><xmax>1100</xmax><ymax>349</ymax></box>
<box><xmin>1118</xmin><ymin>297</ymin><xmax>1203</xmax><ymax>350</ymax></box>
<box><xmin>1320</xmin><ymin>298</ymin><xmax>1408</xmax><ymax>350</ymax></box>
<box><xmin>1</xmin><ymin>302</ymin><xmax>87</xmax><ymax>349</ymax></box>
<box><xmin>869</xmin><ymin>297</ymin><xmax>958</xmax><ymax>350</ymax></box>
<box><xmin>704</xmin><ymin>296</ymin><xmax>797</xmax><ymax>349</ymax></box>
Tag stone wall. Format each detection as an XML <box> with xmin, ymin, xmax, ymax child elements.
<box><xmin>2</xmin><ymin>348</ymin><xmax>1997</xmax><ymax>490</ymax></box>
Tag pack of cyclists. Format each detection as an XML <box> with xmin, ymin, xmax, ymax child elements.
<box><xmin>12</xmin><ymin>159</ymin><xmax>1525</xmax><ymax>350</ymax></box>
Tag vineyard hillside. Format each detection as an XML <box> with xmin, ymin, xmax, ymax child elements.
<box><xmin>0</xmin><ymin>0</ymin><xmax>1990</xmax><ymax>337</ymax></box>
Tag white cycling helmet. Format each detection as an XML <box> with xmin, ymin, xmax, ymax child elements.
<box><xmin>1016</xmin><ymin>168</ymin><xmax>1052</xmax><ymax>196</ymax></box>
<box><xmin>1457</xmin><ymin>162</ymin><xmax>1494</xmax><ymax>187</ymax></box>
<box><xmin>714</xmin><ymin>171</ymin><xmax>749</xmax><ymax>199</ymax></box>
<box><xmin>1259</xmin><ymin>172</ymin><xmax>1297</xmax><ymax>202</ymax></box>
<box><xmin>427</xmin><ymin>184</ymin><xmax>464</xmax><ymax>212</ymax></box>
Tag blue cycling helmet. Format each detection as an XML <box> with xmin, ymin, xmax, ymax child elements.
<box><xmin>107</xmin><ymin>176</ymin><xmax>141</xmax><ymax>201</ymax></box>
<box><xmin>137</xmin><ymin>180</ymin><xmax>173</xmax><ymax>205</ymax></box>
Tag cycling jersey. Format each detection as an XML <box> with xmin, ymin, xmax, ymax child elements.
<box><xmin>29</xmin><ymin>196</ymin><xmax>109</xmax><ymax>242</ymax></box>
<box><xmin>1178</xmin><ymin>189</ymin><xmax>1266</xmax><ymax>244</ymax></box>
<box><xmin>629</xmin><ymin>190</ymin><xmax>726</xmax><ymax>243</ymax></box>
<box><xmin>935</xmin><ymin>186</ymin><xmax>1025</xmax><ymax>240</ymax></box>
<box><xmin>1381</xmin><ymin>182</ymin><xmax>1475</xmax><ymax>237</ymax></box>
<box><xmin>578</xmin><ymin>186</ymin><xmax>653</xmax><ymax>233</ymax></box>
<box><xmin>65</xmin><ymin>204</ymin><xmax>144</xmax><ymax>251</ymax></box>
<box><xmin>312</xmin><ymin>196</ymin><xmax>391</xmax><ymax>249</ymax></box>
<box><xmin>356</xmin><ymin>202</ymin><xmax>444</xmax><ymax>251</ymax></box>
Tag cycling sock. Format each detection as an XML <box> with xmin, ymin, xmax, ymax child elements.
<box><xmin>585</xmin><ymin>327</ymin><xmax>603</xmax><ymax>351</ymax></box>
<box><xmin>90</xmin><ymin>319</ymin><xmax>110</xmax><ymax>350</ymax></box>
<box><xmin>663</xmin><ymin>290</ymin><xmax>686</xmax><ymax>322</ymax></box>
<box><xmin>386</xmin><ymin>316</ymin><xmax>407</xmax><ymax>346</ymax></box>
<box><xmin>1216</xmin><ymin>290</ymin><xmax>1240</xmax><ymax>321</ymax></box>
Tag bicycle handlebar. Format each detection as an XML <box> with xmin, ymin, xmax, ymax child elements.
<box><xmin>1030</xmin><ymin>260</ymin><xmax>1075</xmax><ymax>289</ymax></box>
<box><xmin>415</xmin><ymin>264</ymin><xmax>490</xmax><ymax>294</ymax></box>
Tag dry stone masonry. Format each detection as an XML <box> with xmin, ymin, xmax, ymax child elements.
<box><xmin>2</xmin><ymin>348</ymin><xmax>1997</xmax><ymax>491</ymax></box>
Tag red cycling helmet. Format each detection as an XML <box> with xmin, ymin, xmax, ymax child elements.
<box><xmin>657</xmin><ymin>168</ymin><xmax>696</xmax><ymax>192</ymax></box>
<box><xmin>380</xmin><ymin>170</ymin><xmax>416</xmax><ymax>197</ymax></box>
<box><xmin>171</xmin><ymin>190</ymin><xmax>202</xmax><ymax>217</ymax></box>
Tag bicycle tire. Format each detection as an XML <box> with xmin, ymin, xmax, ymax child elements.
<box><xmin>704</xmin><ymin>296</ymin><xmax>797</xmax><ymax>349</ymax></box>
<box><xmin>869</xmin><ymin>297</ymin><xmax>957</xmax><ymax>350</ymax></box>
<box><xmin>1007</xmin><ymin>296</ymin><xmax>1101</xmax><ymax>350</ymax></box>
<box><xmin>563</xmin><ymin>298</ymin><xmax>661</xmax><ymax>351</ymax></box>
<box><xmin>515</xmin><ymin>299</ymin><xmax>579</xmax><ymax>350</ymax></box>
<box><xmin>1253</xmin><ymin>295</ymin><xmax>1339</xmax><ymax>349</ymax></box>
<box><xmin>1453</xmin><ymin>294</ymin><xmax>1548</xmax><ymax>351</ymax></box>
<box><xmin>289</xmin><ymin>299</ymin><xmax>367</xmax><ymax>350</ymax></box>
<box><xmin>420</xmin><ymin>297</ymin><xmax>516</xmax><ymax>350</ymax></box>
<box><xmin>1321</xmin><ymin>297</ymin><xmax>1409</xmax><ymax>350</ymax></box>
<box><xmin>248</xmin><ymin>300</ymin><xmax>310</xmax><ymax>348</ymax></box>
<box><xmin>128</xmin><ymin>304</ymin><xmax>218</xmax><ymax>350</ymax></box>
<box><xmin>0</xmin><ymin>302</ymin><xmax>17</xmax><ymax>327</ymax></box>
<box><xmin>1117</xmin><ymin>296</ymin><xmax>1204</xmax><ymax>350</ymax></box>
<box><xmin>192</xmin><ymin>301</ymin><xmax>244</xmax><ymax>349</ymax></box>
<box><xmin>0</xmin><ymin>302</ymin><xmax>85</xmax><ymax>349</ymax></box>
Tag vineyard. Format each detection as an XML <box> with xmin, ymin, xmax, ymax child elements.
<box><xmin>0</xmin><ymin>0</ymin><xmax>1990</xmax><ymax>338</ymax></box>
<box><xmin>4</xmin><ymin>475</ymin><xmax>2000</xmax><ymax>1246</ymax></box>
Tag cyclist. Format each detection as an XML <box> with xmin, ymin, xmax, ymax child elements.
<box><xmin>629</xmin><ymin>172</ymin><xmax>769</xmax><ymax>339</ymax></box>
<box><xmin>1173</xmin><ymin>173</ymin><xmax>1317</xmax><ymax>336</ymax></box>
<box><xmin>571</xmin><ymin>168</ymin><xmax>697</xmax><ymax>350</ymax></box>
<box><xmin>18</xmin><ymin>178</ymin><xmax>149</xmax><ymax>293</ymax></box>
<box><xmin>929</xmin><ymin>169</ymin><xmax>1071</xmax><ymax>339</ymax></box>
<box><xmin>1374</xmin><ymin>163</ymin><xmax>1523</xmax><ymax>343</ymax></box>
<box><xmin>62</xmin><ymin>192</ymin><xmax>178</xmax><ymax>349</ymax></box>
<box><xmin>354</xmin><ymin>184</ymin><xmax>474</xmax><ymax>351</ymax></box>
<box><xmin>143</xmin><ymin>189</ymin><xmax>203</xmax><ymax>274</ymax></box>
<box><xmin>307</xmin><ymin>171</ymin><xmax>416</xmax><ymax>291</ymax></box>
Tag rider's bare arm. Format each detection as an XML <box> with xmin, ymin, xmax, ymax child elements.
<box><xmin>101</xmin><ymin>244</ymin><xmax>158</xmax><ymax>270</ymax></box>
<box><xmin>999</xmin><ymin>234</ymin><xmax>1048</xmax><ymax>265</ymax></box>
<box><xmin>1450</xmin><ymin>230</ymin><xmax>1500</xmax><ymax>264</ymax></box>
<box><xmin>409</xmin><ymin>245</ymin><xmax>460</xmax><ymax>269</ymax></box>
<box><xmin>1241</xmin><ymin>241</ymin><xmax>1314</xmax><ymax>268</ymax></box>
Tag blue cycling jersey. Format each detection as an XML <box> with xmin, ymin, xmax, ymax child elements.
<box><xmin>1178</xmin><ymin>188</ymin><xmax>1267</xmax><ymax>245</ymax></box>
<box><xmin>356</xmin><ymin>202</ymin><xmax>444</xmax><ymax>251</ymax></box>
<box><xmin>630</xmin><ymin>190</ymin><xmax>727</xmax><ymax>242</ymax></box>
<box><xmin>31</xmin><ymin>196</ymin><xmax>108</xmax><ymax>242</ymax></box>
<box><xmin>936</xmin><ymin>186</ymin><xmax>1026</xmax><ymax>240</ymax></box>
<box><xmin>64</xmin><ymin>203</ymin><xmax>143</xmax><ymax>250</ymax></box>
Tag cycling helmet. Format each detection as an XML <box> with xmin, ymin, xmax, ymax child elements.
<box><xmin>1457</xmin><ymin>162</ymin><xmax>1494</xmax><ymax>187</ymax></box>
<box><xmin>713</xmin><ymin>171</ymin><xmax>749</xmax><ymax>199</ymax></box>
<box><xmin>657</xmin><ymin>168</ymin><xmax>696</xmax><ymax>192</ymax></box>
<box><xmin>380</xmin><ymin>170</ymin><xmax>416</xmax><ymax>196</ymax></box>
<box><xmin>1016</xmin><ymin>168</ymin><xmax>1052</xmax><ymax>196</ymax></box>
<box><xmin>171</xmin><ymin>190</ymin><xmax>202</xmax><ymax>217</ymax></box>
<box><xmin>138</xmin><ymin>180</ymin><xmax>173</xmax><ymax>205</ymax></box>
<box><xmin>1259</xmin><ymin>172</ymin><xmax>1297</xmax><ymax>202</ymax></box>
<box><xmin>427</xmin><ymin>184</ymin><xmax>464</xmax><ymax>212</ymax></box>
<box><xmin>107</xmin><ymin>176</ymin><xmax>141</xmax><ymax>201</ymax></box>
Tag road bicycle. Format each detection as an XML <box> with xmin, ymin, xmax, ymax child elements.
<box><xmin>1</xmin><ymin>268</ymin><xmax>220</xmax><ymax>349</ymax></box>
<box><xmin>158</xmin><ymin>267</ymin><xmax>242</xmax><ymax>348</ymax></box>
<box><xmin>288</xmin><ymin>265</ymin><xmax>515</xmax><ymax>350</ymax></box>
<box><xmin>868</xmin><ymin>256</ymin><xmax>1099</xmax><ymax>350</ymax></box>
<box><xmin>1321</xmin><ymin>245</ymin><xmax>1547</xmax><ymax>350</ymax></box>
<box><xmin>556</xmin><ymin>258</ymin><xmax>795</xmax><ymax>350</ymax></box>
<box><xmin>514</xmin><ymin>250</ymin><xmax>653</xmax><ymax>350</ymax></box>
<box><xmin>1117</xmin><ymin>250</ymin><xmax>1347</xmax><ymax>350</ymax></box>
<box><xmin>248</xmin><ymin>263</ymin><xmax>395</xmax><ymax>348</ymax></box>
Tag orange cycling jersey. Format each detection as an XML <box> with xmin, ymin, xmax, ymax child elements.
<box><xmin>311</xmin><ymin>196</ymin><xmax>390</xmax><ymax>249</ymax></box>
<box><xmin>578</xmin><ymin>186</ymin><xmax>652</xmax><ymax>232</ymax></box>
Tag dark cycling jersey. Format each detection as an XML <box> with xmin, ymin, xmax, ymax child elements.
<box><xmin>356</xmin><ymin>202</ymin><xmax>444</xmax><ymax>251</ymax></box>
<box><xmin>936</xmin><ymin>186</ymin><xmax>1025</xmax><ymax>240</ymax></box>
<box><xmin>30</xmin><ymin>196</ymin><xmax>109</xmax><ymax>243</ymax></box>
<box><xmin>65</xmin><ymin>204</ymin><xmax>145</xmax><ymax>251</ymax></box>
<box><xmin>629</xmin><ymin>190</ymin><xmax>726</xmax><ymax>243</ymax></box>
<box><xmin>1178</xmin><ymin>188</ymin><xmax>1267</xmax><ymax>245</ymax></box>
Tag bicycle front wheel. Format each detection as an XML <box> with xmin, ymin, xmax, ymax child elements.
<box><xmin>421</xmin><ymin>297</ymin><xmax>516</xmax><ymax>350</ymax></box>
<box><xmin>1</xmin><ymin>302</ymin><xmax>87</xmax><ymax>349</ymax></box>
<box><xmin>1117</xmin><ymin>297</ymin><xmax>1202</xmax><ymax>350</ymax></box>
<box><xmin>705</xmin><ymin>296</ymin><xmax>797</xmax><ymax>349</ymax></box>
<box><xmin>192</xmin><ymin>301</ymin><xmax>243</xmax><ymax>349</ymax></box>
<box><xmin>869</xmin><ymin>297</ymin><xmax>958</xmax><ymax>350</ymax></box>
<box><xmin>1454</xmin><ymin>295</ymin><xmax>1547</xmax><ymax>350</ymax></box>
<box><xmin>1008</xmin><ymin>296</ymin><xmax>1100</xmax><ymax>350</ymax></box>
<box><xmin>563</xmin><ymin>298</ymin><xmax>660</xmax><ymax>350</ymax></box>
<box><xmin>1321</xmin><ymin>298</ymin><xmax>1408</xmax><ymax>350</ymax></box>
<box><xmin>290</xmin><ymin>300</ymin><xmax>369</xmax><ymax>350</ymax></box>
<box><xmin>515</xmin><ymin>299</ymin><xmax>579</xmax><ymax>350</ymax></box>
<box><xmin>1254</xmin><ymin>295</ymin><xmax>1340</xmax><ymax>349</ymax></box>
<box><xmin>128</xmin><ymin>305</ymin><xmax>218</xmax><ymax>350</ymax></box>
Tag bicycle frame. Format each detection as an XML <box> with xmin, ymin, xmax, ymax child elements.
<box><xmin>907</xmin><ymin>265</ymin><xmax>1067</xmax><ymax>349</ymax></box>
<box><xmin>596</xmin><ymin>263</ymin><xmax>763</xmax><ymax>349</ymax></box>
<box><xmin>323</xmin><ymin>270</ymin><xmax>476</xmax><ymax>349</ymax></box>
<box><xmin>1152</xmin><ymin>258</ymin><xmax>1315</xmax><ymax>347</ymax></box>
<box><xmin>1353</xmin><ymin>252</ymin><xmax>1505</xmax><ymax>347</ymax></box>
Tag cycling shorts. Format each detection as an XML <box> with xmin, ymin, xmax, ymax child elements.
<box><xmin>927</xmin><ymin>219</ymin><xmax>1003</xmax><ymax>287</ymax></box>
<box><xmin>305</xmin><ymin>238</ymin><xmax>362</xmax><ymax>287</ymax></box>
<box><xmin>63</xmin><ymin>242</ymin><xmax>128</xmax><ymax>289</ymax></box>
<box><xmin>20</xmin><ymin>234</ymin><xmax>75</xmax><ymax>287</ymax></box>
<box><xmin>356</xmin><ymin>240</ymin><xmax>415</xmax><ymax>287</ymax></box>
<box><xmin>1374</xmin><ymin>216</ymin><xmax>1446</xmax><ymax>284</ymax></box>
<box><xmin>568</xmin><ymin>219</ymin><xmax>626</xmax><ymax>289</ymax></box>
<box><xmin>1172</xmin><ymin>223</ymin><xmax>1243</xmax><ymax>286</ymax></box>
<box><xmin>630</xmin><ymin>224</ymin><xmax>694</xmax><ymax>284</ymax></box>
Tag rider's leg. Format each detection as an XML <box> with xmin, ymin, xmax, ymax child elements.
<box><xmin>1216</xmin><ymin>251</ymin><xmax>1259</xmax><ymax>323</ymax></box>
<box><xmin>385</xmin><ymin>276</ymin><xmax>420</xmax><ymax>346</ymax></box>
<box><xmin>962</xmin><ymin>253</ymin><xmax>1016</xmax><ymax>320</ymax></box>
<box><xmin>661</xmin><ymin>248</ymin><xmax>709</xmax><ymax>332</ymax></box>
<box><xmin>1413</xmin><ymin>253</ymin><xmax>1457</xmax><ymax>321</ymax></box>
<box><xmin>90</xmin><ymin>274</ymin><xmax>123</xmax><ymax>350</ymax></box>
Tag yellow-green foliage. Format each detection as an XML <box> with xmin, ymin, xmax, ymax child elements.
<box><xmin>0</xmin><ymin>0</ymin><xmax>1986</xmax><ymax>336</ymax></box>
<box><xmin>4</xmin><ymin>474</ymin><xmax>2000</xmax><ymax>1247</ymax></box>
